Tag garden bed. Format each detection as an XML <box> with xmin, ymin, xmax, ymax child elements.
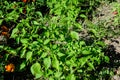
<box><xmin>0</xmin><ymin>0</ymin><xmax>120</xmax><ymax>80</ymax></box>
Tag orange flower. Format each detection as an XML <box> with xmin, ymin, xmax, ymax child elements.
<box><xmin>5</xmin><ymin>63</ymin><xmax>15</xmax><ymax>72</ymax></box>
<box><xmin>1</xmin><ymin>25</ymin><xmax>9</xmax><ymax>32</ymax></box>
<box><xmin>22</xmin><ymin>0</ymin><xmax>35</xmax><ymax>3</ymax></box>
<box><xmin>1</xmin><ymin>32</ymin><xmax>8</xmax><ymax>35</ymax></box>
<box><xmin>1</xmin><ymin>32</ymin><xmax>9</xmax><ymax>38</ymax></box>
<box><xmin>112</xmin><ymin>10</ymin><xmax>118</xmax><ymax>15</ymax></box>
<box><xmin>22</xmin><ymin>0</ymin><xmax>27</xmax><ymax>3</ymax></box>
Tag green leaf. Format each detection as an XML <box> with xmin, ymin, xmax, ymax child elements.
<box><xmin>7</xmin><ymin>49</ymin><xmax>16</xmax><ymax>55</ymax></box>
<box><xmin>20</xmin><ymin>62</ymin><xmax>26</xmax><ymax>70</ymax></box>
<box><xmin>49</xmin><ymin>77</ymin><xmax>54</xmax><ymax>80</ymax></box>
<box><xmin>44</xmin><ymin>57</ymin><xmax>51</xmax><ymax>69</ymax></box>
<box><xmin>52</xmin><ymin>45</ymin><xmax>57</xmax><ymax>49</ymax></box>
<box><xmin>66</xmin><ymin>60</ymin><xmax>71</xmax><ymax>65</ymax></box>
<box><xmin>45</xmin><ymin>32</ymin><xmax>50</xmax><ymax>38</ymax></box>
<box><xmin>26</xmin><ymin>51</ymin><xmax>32</xmax><ymax>61</ymax></box>
<box><xmin>20</xmin><ymin>38</ymin><xmax>29</xmax><ymax>44</ymax></box>
<box><xmin>82</xmin><ymin>50</ymin><xmax>91</xmax><ymax>55</ymax></box>
<box><xmin>59</xmin><ymin>34</ymin><xmax>65</xmax><ymax>41</ymax></box>
<box><xmin>96</xmin><ymin>41</ymin><xmax>105</xmax><ymax>47</ymax></box>
<box><xmin>66</xmin><ymin>74</ymin><xmax>76</xmax><ymax>80</ymax></box>
<box><xmin>20</xmin><ymin>48</ymin><xmax>26</xmax><ymax>58</ymax></box>
<box><xmin>10</xmin><ymin>28</ymin><xmax>18</xmax><ymax>38</ymax></box>
<box><xmin>44</xmin><ymin>39</ymin><xmax>50</xmax><ymax>45</ymax></box>
<box><xmin>41</xmin><ymin>52</ymin><xmax>48</xmax><ymax>58</ymax></box>
<box><xmin>0</xmin><ymin>45</ymin><xmax>4</xmax><ymax>49</ymax></box>
<box><xmin>32</xmin><ymin>34</ymin><xmax>39</xmax><ymax>38</ymax></box>
<box><xmin>16</xmin><ymin>37</ymin><xmax>20</xmax><ymax>44</ymax></box>
<box><xmin>52</xmin><ymin>54</ymin><xmax>59</xmax><ymax>71</ymax></box>
<box><xmin>87</xmin><ymin>62</ymin><xmax>95</xmax><ymax>70</ymax></box>
<box><xmin>79</xmin><ymin>41</ymin><xmax>86</xmax><ymax>46</ymax></box>
<box><xmin>30</xmin><ymin>62</ymin><xmax>43</xmax><ymax>79</ymax></box>
<box><xmin>33</xmin><ymin>21</ymin><xmax>39</xmax><ymax>25</ymax></box>
<box><xmin>55</xmin><ymin>72</ymin><xmax>62</xmax><ymax>78</ymax></box>
<box><xmin>74</xmin><ymin>23</ymin><xmax>82</xmax><ymax>29</ymax></box>
<box><xmin>104</xmin><ymin>56</ymin><xmax>110</xmax><ymax>63</ymax></box>
<box><xmin>79</xmin><ymin>56</ymin><xmax>91</xmax><ymax>67</ymax></box>
<box><xmin>77</xmin><ymin>69</ymin><xmax>83</xmax><ymax>73</ymax></box>
<box><xmin>89</xmin><ymin>29</ymin><xmax>97</xmax><ymax>35</ymax></box>
<box><xmin>36</xmin><ymin>11</ymin><xmax>42</xmax><ymax>17</ymax></box>
<box><xmin>57</xmin><ymin>52</ymin><xmax>65</xmax><ymax>57</ymax></box>
<box><xmin>6</xmin><ymin>16</ymin><xmax>13</xmax><ymax>20</ymax></box>
<box><xmin>0</xmin><ymin>19</ymin><xmax>3</xmax><ymax>25</ymax></box>
<box><xmin>70</xmin><ymin>31</ymin><xmax>79</xmax><ymax>40</ymax></box>
<box><xmin>80</xmin><ymin>14</ymin><xmax>87</xmax><ymax>18</ymax></box>
<box><xmin>44</xmin><ymin>69</ymin><xmax>53</xmax><ymax>77</ymax></box>
<box><xmin>22</xmin><ymin>28</ymin><xmax>26</xmax><ymax>35</ymax></box>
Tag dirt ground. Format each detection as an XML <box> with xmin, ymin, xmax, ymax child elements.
<box><xmin>79</xmin><ymin>0</ymin><xmax>120</xmax><ymax>79</ymax></box>
<box><xmin>92</xmin><ymin>1</ymin><xmax>120</xmax><ymax>79</ymax></box>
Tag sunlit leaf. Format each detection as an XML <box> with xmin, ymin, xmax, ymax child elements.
<box><xmin>33</xmin><ymin>21</ymin><xmax>39</xmax><ymax>25</ymax></box>
<box><xmin>30</xmin><ymin>62</ymin><xmax>43</xmax><ymax>79</ymax></box>
<box><xmin>55</xmin><ymin>72</ymin><xmax>62</xmax><ymax>78</ymax></box>
<box><xmin>82</xmin><ymin>50</ymin><xmax>91</xmax><ymax>55</ymax></box>
<box><xmin>10</xmin><ymin>28</ymin><xmax>18</xmax><ymax>38</ymax></box>
<box><xmin>20</xmin><ymin>38</ymin><xmax>29</xmax><ymax>44</ymax></box>
<box><xmin>20</xmin><ymin>48</ymin><xmax>26</xmax><ymax>58</ymax></box>
<box><xmin>44</xmin><ymin>57</ymin><xmax>51</xmax><ymax>69</ymax></box>
<box><xmin>80</xmin><ymin>14</ymin><xmax>87</xmax><ymax>18</ymax></box>
<box><xmin>52</xmin><ymin>54</ymin><xmax>59</xmax><ymax>71</ymax></box>
<box><xmin>79</xmin><ymin>41</ymin><xmax>86</xmax><ymax>46</ymax></box>
<box><xmin>52</xmin><ymin>45</ymin><xmax>57</xmax><ymax>49</ymax></box>
<box><xmin>57</xmin><ymin>52</ymin><xmax>65</xmax><ymax>57</ymax></box>
<box><xmin>74</xmin><ymin>23</ymin><xmax>82</xmax><ymax>29</ymax></box>
<box><xmin>36</xmin><ymin>11</ymin><xmax>42</xmax><ymax>17</ymax></box>
<box><xmin>79</xmin><ymin>56</ymin><xmax>91</xmax><ymax>67</ymax></box>
<box><xmin>26</xmin><ymin>51</ymin><xmax>32</xmax><ymax>61</ymax></box>
<box><xmin>66</xmin><ymin>74</ymin><xmax>76</xmax><ymax>80</ymax></box>
<box><xmin>70</xmin><ymin>31</ymin><xmax>79</xmax><ymax>40</ymax></box>
<box><xmin>41</xmin><ymin>52</ymin><xmax>48</xmax><ymax>58</ymax></box>
<box><xmin>44</xmin><ymin>39</ymin><xmax>50</xmax><ymax>45</ymax></box>
<box><xmin>87</xmin><ymin>62</ymin><xmax>95</xmax><ymax>70</ymax></box>
<box><xmin>22</xmin><ymin>28</ymin><xmax>26</xmax><ymax>35</ymax></box>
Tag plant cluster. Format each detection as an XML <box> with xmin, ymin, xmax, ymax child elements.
<box><xmin>0</xmin><ymin>0</ymin><xmax>114</xmax><ymax>79</ymax></box>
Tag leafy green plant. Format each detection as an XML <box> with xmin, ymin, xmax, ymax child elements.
<box><xmin>0</xmin><ymin>0</ymin><xmax>112</xmax><ymax>79</ymax></box>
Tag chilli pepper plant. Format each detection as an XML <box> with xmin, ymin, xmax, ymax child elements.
<box><xmin>0</xmin><ymin>0</ymin><xmax>112</xmax><ymax>79</ymax></box>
